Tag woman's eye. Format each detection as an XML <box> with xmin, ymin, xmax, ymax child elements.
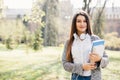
<box><xmin>77</xmin><ymin>20</ymin><xmax>81</xmax><ymax>22</ymax></box>
<box><xmin>77</xmin><ymin>20</ymin><xmax>86</xmax><ymax>22</ymax></box>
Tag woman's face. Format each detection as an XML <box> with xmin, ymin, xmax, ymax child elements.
<box><xmin>76</xmin><ymin>15</ymin><xmax>87</xmax><ymax>35</ymax></box>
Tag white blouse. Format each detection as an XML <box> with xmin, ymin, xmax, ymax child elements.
<box><xmin>71</xmin><ymin>33</ymin><xmax>92</xmax><ymax>76</ymax></box>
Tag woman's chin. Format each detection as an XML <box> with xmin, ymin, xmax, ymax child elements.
<box><xmin>79</xmin><ymin>30</ymin><xmax>86</xmax><ymax>33</ymax></box>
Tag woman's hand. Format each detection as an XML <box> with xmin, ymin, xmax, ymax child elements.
<box><xmin>89</xmin><ymin>53</ymin><xmax>101</xmax><ymax>63</ymax></box>
<box><xmin>82</xmin><ymin>63</ymin><xmax>96</xmax><ymax>71</ymax></box>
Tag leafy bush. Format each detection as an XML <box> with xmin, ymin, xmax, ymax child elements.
<box><xmin>32</xmin><ymin>28</ymin><xmax>43</xmax><ymax>50</ymax></box>
<box><xmin>105</xmin><ymin>32</ymin><xmax>120</xmax><ymax>50</ymax></box>
<box><xmin>6</xmin><ymin>37</ymin><xmax>13</xmax><ymax>49</ymax></box>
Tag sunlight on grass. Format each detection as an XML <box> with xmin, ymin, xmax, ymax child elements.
<box><xmin>102</xmin><ymin>50</ymin><xmax>120</xmax><ymax>80</ymax></box>
<box><xmin>0</xmin><ymin>47</ymin><xmax>119</xmax><ymax>80</ymax></box>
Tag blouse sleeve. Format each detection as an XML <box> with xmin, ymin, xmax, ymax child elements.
<box><xmin>100</xmin><ymin>51</ymin><xmax>109</xmax><ymax>68</ymax></box>
<box><xmin>96</xmin><ymin>51</ymin><xmax>109</xmax><ymax>68</ymax></box>
<box><xmin>92</xmin><ymin>35</ymin><xmax>109</xmax><ymax>68</ymax></box>
<box><xmin>62</xmin><ymin>41</ymin><xmax>84</xmax><ymax>76</ymax></box>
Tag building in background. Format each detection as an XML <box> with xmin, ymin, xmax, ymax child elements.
<box><xmin>104</xmin><ymin>7</ymin><xmax>120</xmax><ymax>36</ymax></box>
<box><xmin>4</xmin><ymin>9</ymin><xmax>31</xmax><ymax>19</ymax></box>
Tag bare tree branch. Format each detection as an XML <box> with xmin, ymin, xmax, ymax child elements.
<box><xmin>82</xmin><ymin>0</ymin><xmax>87</xmax><ymax>11</ymax></box>
<box><xmin>91</xmin><ymin>0</ymin><xmax>99</xmax><ymax>17</ymax></box>
<box><xmin>87</xmin><ymin>0</ymin><xmax>92</xmax><ymax>14</ymax></box>
<box><xmin>99</xmin><ymin>0</ymin><xmax>108</xmax><ymax>18</ymax></box>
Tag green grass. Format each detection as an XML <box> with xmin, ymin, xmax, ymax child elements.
<box><xmin>0</xmin><ymin>47</ymin><xmax>70</xmax><ymax>80</ymax></box>
<box><xmin>102</xmin><ymin>50</ymin><xmax>120</xmax><ymax>80</ymax></box>
<box><xmin>0</xmin><ymin>47</ymin><xmax>120</xmax><ymax>80</ymax></box>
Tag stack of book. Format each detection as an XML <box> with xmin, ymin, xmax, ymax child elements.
<box><xmin>91</xmin><ymin>39</ymin><xmax>105</xmax><ymax>57</ymax></box>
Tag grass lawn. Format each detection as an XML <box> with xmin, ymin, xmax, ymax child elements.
<box><xmin>102</xmin><ymin>50</ymin><xmax>120</xmax><ymax>80</ymax></box>
<box><xmin>0</xmin><ymin>46</ymin><xmax>120</xmax><ymax>80</ymax></box>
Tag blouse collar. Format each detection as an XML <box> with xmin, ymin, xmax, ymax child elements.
<box><xmin>73</xmin><ymin>33</ymin><xmax>90</xmax><ymax>40</ymax></box>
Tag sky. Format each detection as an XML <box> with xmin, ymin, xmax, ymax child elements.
<box><xmin>4</xmin><ymin>0</ymin><xmax>33</xmax><ymax>9</ymax></box>
<box><xmin>3</xmin><ymin>0</ymin><xmax>120</xmax><ymax>9</ymax></box>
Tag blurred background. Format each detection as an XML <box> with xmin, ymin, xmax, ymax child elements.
<box><xmin>0</xmin><ymin>0</ymin><xmax>120</xmax><ymax>80</ymax></box>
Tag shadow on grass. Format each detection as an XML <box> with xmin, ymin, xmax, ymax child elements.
<box><xmin>109</xmin><ymin>57</ymin><xmax>120</xmax><ymax>62</ymax></box>
<box><xmin>0</xmin><ymin>59</ymin><xmax>62</xmax><ymax>80</ymax></box>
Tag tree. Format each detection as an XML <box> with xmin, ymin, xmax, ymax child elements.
<box><xmin>92</xmin><ymin>0</ymin><xmax>107</xmax><ymax>38</ymax></box>
<box><xmin>42</xmin><ymin>0</ymin><xmax>59</xmax><ymax>46</ymax></box>
<box><xmin>92</xmin><ymin>10</ymin><xmax>105</xmax><ymax>38</ymax></box>
<box><xmin>0</xmin><ymin>0</ymin><xmax>3</xmax><ymax>19</ymax></box>
<box><xmin>32</xmin><ymin>27</ymin><xmax>43</xmax><ymax>50</ymax></box>
<box><xmin>82</xmin><ymin>0</ymin><xmax>108</xmax><ymax>38</ymax></box>
<box><xmin>0</xmin><ymin>18</ymin><xmax>27</xmax><ymax>49</ymax></box>
<box><xmin>82</xmin><ymin>0</ymin><xmax>92</xmax><ymax>15</ymax></box>
<box><xmin>24</xmin><ymin>0</ymin><xmax>45</xmax><ymax>50</ymax></box>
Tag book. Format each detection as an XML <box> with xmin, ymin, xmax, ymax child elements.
<box><xmin>91</xmin><ymin>39</ymin><xmax>105</xmax><ymax>57</ymax></box>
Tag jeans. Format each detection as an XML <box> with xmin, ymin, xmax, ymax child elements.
<box><xmin>71</xmin><ymin>73</ymin><xmax>91</xmax><ymax>80</ymax></box>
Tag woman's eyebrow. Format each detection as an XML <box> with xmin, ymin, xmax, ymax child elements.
<box><xmin>77</xmin><ymin>18</ymin><xmax>86</xmax><ymax>21</ymax></box>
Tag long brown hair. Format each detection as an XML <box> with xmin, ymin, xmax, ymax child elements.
<box><xmin>66</xmin><ymin>11</ymin><xmax>92</xmax><ymax>62</ymax></box>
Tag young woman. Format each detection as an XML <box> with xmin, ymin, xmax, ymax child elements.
<box><xmin>62</xmin><ymin>11</ymin><xmax>109</xmax><ymax>80</ymax></box>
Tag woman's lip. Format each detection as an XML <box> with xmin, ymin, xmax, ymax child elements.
<box><xmin>79</xmin><ymin>27</ymin><xmax>85</xmax><ymax>28</ymax></box>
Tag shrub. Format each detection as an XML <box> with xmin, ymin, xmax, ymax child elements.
<box><xmin>105</xmin><ymin>32</ymin><xmax>120</xmax><ymax>50</ymax></box>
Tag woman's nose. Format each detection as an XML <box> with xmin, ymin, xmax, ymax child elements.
<box><xmin>80</xmin><ymin>22</ymin><xmax>84</xmax><ymax>26</ymax></box>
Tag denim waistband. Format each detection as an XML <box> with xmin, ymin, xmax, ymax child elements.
<box><xmin>71</xmin><ymin>73</ymin><xmax>91</xmax><ymax>80</ymax></box>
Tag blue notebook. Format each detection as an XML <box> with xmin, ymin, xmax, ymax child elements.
<box><xmin>92</xmin><ymin>39</ymin><xmax>104</xmax><ymax>46</ymax></box>
<box><xmin>91</xmin><ymin>39</ymin><xmax>105</xmax><ymax>57</ymax></box>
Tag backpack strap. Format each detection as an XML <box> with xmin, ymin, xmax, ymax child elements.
<box><xmin>90</xmin><ymin>35</ymin><xmax>100</xmax><ymax>42</ymax></box>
